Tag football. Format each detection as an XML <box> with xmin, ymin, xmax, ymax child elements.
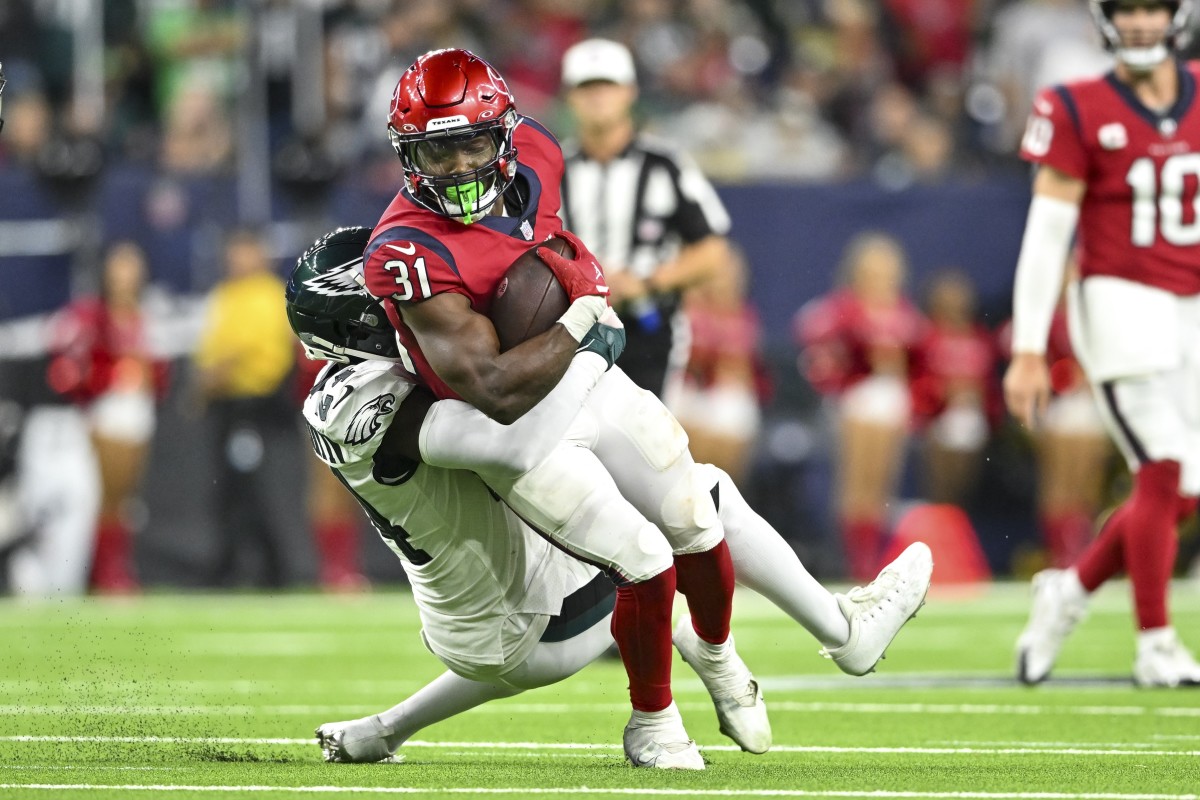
<box><xmin>490</xmin><ymin>236</ymin><xmax>572</xmax><ymax>352</ymax></box>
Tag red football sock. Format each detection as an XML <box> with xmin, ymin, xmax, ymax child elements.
<box><xmin>843</xmin><ymin>517</ymin><xmax>884</xmax><ymax>582</ymax></box>
<box><xmin>1075</xmin><ymin>504</ymin><xmax>1127</xmax><ymax>593</ymax></box>
<box><xmin>1122</xmin><ymin>461</ymin><xmax>1180</xmax><ymax>631</ymax></box>
<box><xmin>315</xmin><ymin>519</ymin><xmax>362</xmax><ymax>587</ymax></box>
<box><xmin>90</xmin><ymin>518</ymin><xmax>138</xmax><ymax>593</ymax></box>
<box><xmin>611</xmin><ymin>567</ymin><xmax>676</xmax><ymax>712</ymax></box>
<box><xmin>1041</xmin><ymin>511</ymin><xmax>1094</xmax><ymax>568</ymax></box>
<box><xmin>673</xmin><ymin>540</ymin><xmax>735</xmax><ymax>645</ymax></box>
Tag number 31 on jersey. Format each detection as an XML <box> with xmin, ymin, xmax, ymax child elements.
<box><xmin>384</xmin><ymin>256</ymin><xmax>432</xmax><ymax>301</ymax></box>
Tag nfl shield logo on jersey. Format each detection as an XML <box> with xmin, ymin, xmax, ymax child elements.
<box><xmin>1098</xmin><ymin>123</ymin><xmax>1128</xmax><ymax>151</ymax></box>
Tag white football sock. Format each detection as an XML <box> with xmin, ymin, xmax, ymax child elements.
<box><xmin>716</xmin><ymin>471</ymin><xmax>850</xmax><ymax>647</ymax></box>
<box><xmin>1061</xmin><ymin>567</ymin><xmax>1088</xmax><ymax>603</ymax></box>
<box><xmin>378</xmin><ymin>670</ymin><xmax>519</xmax><ymax>749</ymax></box>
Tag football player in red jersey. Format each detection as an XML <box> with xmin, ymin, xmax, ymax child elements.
<box><xmin>1006</xmin><ymin>0</ymin><xmax>1200</xmax><ymax>687</ymax></box>
<box><xmin>362</xmin><ymin>48</ymin><xmax>750</xmax><ymax>768</ymax></box>
<box><xmin>361</xmin><ymin>49</ymin><xmax>931</xmax><ymax>765</ymax></box>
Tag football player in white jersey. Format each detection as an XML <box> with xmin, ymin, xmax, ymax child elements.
<box><xmin>289</xmin><ymin>228</ymin><xmax>933</xmax><ymax>767</ymax></box>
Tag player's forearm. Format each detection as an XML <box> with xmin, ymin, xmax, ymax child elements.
<box><xmin>455</xmin><ymin>326</ymin><xmax>580</xmax><ymax>424</ymax></box>
<box><xmin>650</xmin><ymin>235</ymin><xmax>729</xmax><ymax>293</ymax></box>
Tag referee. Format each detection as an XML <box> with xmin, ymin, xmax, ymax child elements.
<box><xmin>558</xmin><ymin>38</ymin><xmax>735</xmax><ymax>401</ymax></box>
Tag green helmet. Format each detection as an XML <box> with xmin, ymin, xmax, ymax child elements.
<box><xmin>285</xmin><ymin>226</ymin><xmax>403</xmax><ymax>363</ymax></box>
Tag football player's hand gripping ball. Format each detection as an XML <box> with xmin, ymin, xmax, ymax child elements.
<box><xmin>536</xmin><ymin>230</ymin><xmax>610</xmax><ymax>303</ymax></box>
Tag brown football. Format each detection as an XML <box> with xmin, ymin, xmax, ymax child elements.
<box><xmin>490</xmin><ymin>236</ymin><xmax>572</xmax><ymax>352</ymax></box>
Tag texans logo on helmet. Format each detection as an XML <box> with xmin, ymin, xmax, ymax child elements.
<box><xmin>345</xmin><ymin>393</ymin><xmax>396</xmax><ymax>446</ymax></box>
<box><xmin>303</xmin><ymin>259</ymin><xmax>365</xmax><ymax>296</ymax></box>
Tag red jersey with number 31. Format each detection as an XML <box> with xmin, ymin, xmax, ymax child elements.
<box><xmin>1020</xmin><ymin>61</ymin><xmax>1200</xmax><ymax>295</ymax></box>
<box><xmin>363</xmin><ymin>117</ymin><xmax>566</xmax><ymax>400</ymax></box>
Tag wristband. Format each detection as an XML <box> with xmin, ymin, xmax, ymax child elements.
<box><xmin>556</xmin><ymin>296</ymin><xmax>607</xmax><ymax>342</ymax></box>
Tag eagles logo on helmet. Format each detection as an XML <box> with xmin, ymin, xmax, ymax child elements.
<box><xmin>386</xmin><ymin>49</ymin><xmax>519</xmax><ymax>225</ymax></box>
<box><xmin>286</xmin><ymin>227</ymin><xmax>404</xmax><ymax>364</ymax></box>
<box><xmin>1091</xmin><ymin>0</ymin><xmax>1193</xmax><ymax>71</ymax></box>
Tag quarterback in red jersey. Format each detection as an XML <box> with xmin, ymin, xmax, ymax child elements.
<box><xmin>361</xmin><ymin>48</ymin><xmax>765</xmax><ymax>768</ymax></box>
<box><xmin>1006</xmin><ymin>0</ymin><xmax>1200</xmax><ymax>687</ymax></box>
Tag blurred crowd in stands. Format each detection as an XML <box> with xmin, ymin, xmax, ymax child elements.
<box><xmin>0</xmin><ymin>0</ymin><xmax>1154</xmax><ymax>185</ymax></box>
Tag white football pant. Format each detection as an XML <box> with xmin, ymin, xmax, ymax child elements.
<box><xmin>1069</xmin><ymin>278</ymin><xmax>1200</xmax><ymax>495</ymax></box>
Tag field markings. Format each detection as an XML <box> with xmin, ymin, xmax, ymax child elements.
<box><xmin>0</xmin><ymin>767</ymin><xmax>183</xmax><ymax>772</ymax></box>
<box><xmin>2</xmin><ymin>736</ymin><xmax>1197</xmax><ymax>758</ymax></box>
<box><xmin>0</xmin><ymin>673</ymin><xmax>1146</xmax><ymax>696</ymax></box>
<box><xmin>1</xmin><ymin>785</ymin><xmax>1199</xmax><ymax>798</ymax></box>
<box><xmin>4</xmin><ymin>701</ymin><xmax>1200</xmax><ymax>718</ymax></box>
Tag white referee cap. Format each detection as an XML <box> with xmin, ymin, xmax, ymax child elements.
<box><xmin>561</xmin><ymin>38</ymin><xmax>637</xmax><ymax>88</ymax></box>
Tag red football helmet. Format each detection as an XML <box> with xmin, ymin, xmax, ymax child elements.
<box><xmin>387</xmin><ymin>49</ymin><xmax>519</xmax><ymax>224</ymax></box>
<box><xmin>1091</xmin><ymin>0</ymin><xmax>1193</xmax><ymax>71</ymax></box>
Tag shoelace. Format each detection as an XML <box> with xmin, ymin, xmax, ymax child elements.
<box><xmin>844</xmin><ymin>570</ymin><xmax>903</xmax><ymax>621</ymax></box>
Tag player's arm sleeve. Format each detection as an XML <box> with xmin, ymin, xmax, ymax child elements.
<box><xmin>1010</xmin><ymin>178</ymin><xmax>1082</xmax><ymax>355</ymax></box>
<box><xmin>1009</xmin><ymin>87</ymin><xmax>1087</xmax><ymax>355</ymax></box>
<box><xmin>418</xmin><ymin>350</ymin><xmax>608</xmax><ymax>480</ymax></box>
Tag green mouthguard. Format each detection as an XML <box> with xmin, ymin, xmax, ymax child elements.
<box><xmin>444</xmin><ymin>181</ymin><xmax>485</xmax><ymax>224</ymax></box>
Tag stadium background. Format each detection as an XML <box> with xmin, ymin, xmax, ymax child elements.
<box><xmin>0</xmin><ymin>0</ymin><xmax>1186</xmax><ymax>587</ymax></box>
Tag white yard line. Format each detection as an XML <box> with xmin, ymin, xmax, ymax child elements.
<box><xmin>4</xmin><ymin>701</ymin><xmax>1200</xmax><ymax>718</ymax></box>
<box><xmin>0</xmin><ymin>785</ymin><xmax>1197</xmax><ymax>799</ymax></box>
<box><xmin>1</xmin><ymin>736</ymin><xmax>1196</xmax><ymax>757</ymax></box>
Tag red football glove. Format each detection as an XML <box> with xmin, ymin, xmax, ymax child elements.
<box><xmin>536</xmin><ymin>230</ymin><xmax>609</xmax><ymax>303</ymax></box>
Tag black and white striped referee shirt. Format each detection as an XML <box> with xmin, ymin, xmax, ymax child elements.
<box><xmin>559</xmin><ymin>134</ymin><xmax>731</xmax><ymax>397</ymax></box>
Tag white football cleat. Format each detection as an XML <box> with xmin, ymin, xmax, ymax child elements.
<box><xmin>1015</xmin><ymin>568</ymin><xmax>1088</xmax><ymax>685</ymax></box>
<box><xmin>672</xmin><ymin>615</ymin><xmax>771</xmax><ymax>754</ymax></box>
<box><xmin>315</xmin><ymin>716</ymin><xmax>399</xmax><ymax>763</ymax></box>
<box><xmin>1134</xmin><ymin>628</ymin><xmax>1200</xmax><ymax>688</ymax></box>
<box><xmin>623</xmin><ymin>702</ymin><xmax>705</xmax><ymax>770</ymax></box>
<box><xmin>820</xmin><ymin>541</ymin><xmax>933</xmax><ymax>676</ymax></box>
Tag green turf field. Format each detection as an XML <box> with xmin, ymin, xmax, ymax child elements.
<box><xmin>2</xmin><ymin>581</ymin><xmax>1199</xmax><ymax>799</ymax></box>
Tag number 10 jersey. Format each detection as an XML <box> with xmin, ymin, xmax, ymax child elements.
<box><xmin>1021</xmin><ymin>61</ymin><xmax>1200</xmax><ymax>295</ymax></box>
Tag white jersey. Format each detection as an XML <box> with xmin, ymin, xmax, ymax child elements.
<box><xmin>301</xmin><ymin>360</ymin><xmax>595</xmax><ymax>679</ymax></box>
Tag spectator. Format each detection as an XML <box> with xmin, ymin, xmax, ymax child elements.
<box><xmin>193</xmin><ymin>229</ymin><xmax>296</xmax><ymax>587</ymax></box>
<box><xmin>673</xmin><ymin>246</ymin><xmax>765</xmax><ymax>489</ymax></box>
<box><xmin>913</xmin><ymin>269</ymin><xmax>1000</xmax><ymax>507</ymax></box>
<box><xmin>794</xmin><ymin>231</ymin><xmax>927</xmax><ymax>580</ymax></box>
<box><xmin>7</xmin><ymin>310</ymin><xmax>102</xmax><ymax>597</ymax></box>
<box><xmin>71</xmin><ymin>242</ymin><xmax>168</xmax><ymax>593</ymax></box>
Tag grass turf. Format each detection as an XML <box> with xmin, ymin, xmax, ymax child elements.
<box><xmin>1</xmin><ymin>581</ymin><xmax>1199</xmax><ymax>798</ymax></box>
